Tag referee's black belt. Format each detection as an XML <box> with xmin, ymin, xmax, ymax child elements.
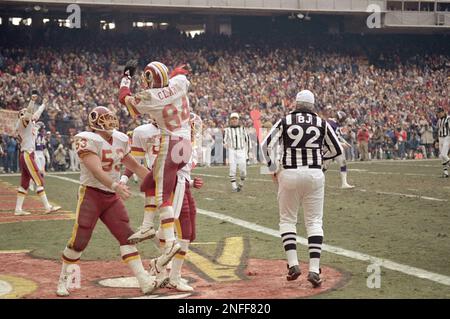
<box><xmin>283</xmin><ymin>164</ymin><xmax>321</xmax><ymax>170</ymax></box>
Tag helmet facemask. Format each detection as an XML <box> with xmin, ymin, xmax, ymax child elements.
<box><xmin>89</xmin><ymin>110</ymin><xmax>119</xmax><ymax>134</ymax></box>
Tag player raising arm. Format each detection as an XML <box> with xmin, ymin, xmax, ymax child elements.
<box><xmin>56</xmin><ymin>106</ymin><xmax>155</xmax><ymax>297</ymax></box>
<box><xmin>118</xmin><ymin>60</ymin><xmax>192</xmax><ymax>271</ymax></box>
<box><xmin>14</xmin><ymin>92</ymin><xmax>60</xmax><ymax>216</ymax></box>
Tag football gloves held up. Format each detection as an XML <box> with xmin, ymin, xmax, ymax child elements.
<box><xmin>123</xmin><ymin>59</ymin><xmax>139</xmax><ymax>78</ymax></box>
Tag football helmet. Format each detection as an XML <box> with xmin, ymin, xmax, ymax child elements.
<box><xmin>142</xmin><ymin>61</ymin><xmax>169</xmax><ymax>89</ymax></box>
<box><xmin>88</xmin><ymin>106</ymin><xmax>119</xmax><ymax>133</ymax></box>
<box><xmin>337</xmin><ymin>111</ymin><xmax>347</xmax><ymax>123</ymax></box>
<box><xmin>18</xmin><ymin>108</ymin><xmax>27</xmax><ymax>118</ymax></box>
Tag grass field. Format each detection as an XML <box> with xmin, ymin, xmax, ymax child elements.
<box><xmin>0</xmin><ymin>159</ymin><xmax>449</xmax><ymax>298</ymax></box>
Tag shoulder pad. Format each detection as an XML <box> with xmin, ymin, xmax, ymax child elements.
<box><xmin>134</xmin><ymin>124</ymin><xmax>160</xmax><ymax>139</ymax></box>
<box><xmin>75</xmin><ymin>131</ymin><xmax>103</xmax><ymax>142</ymax></box>
<box><xmin>112</xmin><ymin>130</ymin><xmax>129</xmax><ymax>143</ymax></box>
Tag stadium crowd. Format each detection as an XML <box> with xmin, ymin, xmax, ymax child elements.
<box><xmin>0</xmin><ymin>27</ymin><xmax>448</xmax><ymax>171</ymax></box>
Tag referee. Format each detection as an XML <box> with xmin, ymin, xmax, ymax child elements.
<box><xmin>224</xmin><ymin>113</ymin><xmax>249</xmax><ymax>192</ymax></box>
<box><xmin>437</xmin><ymin>107</ymin><xmax>450</xmax><ymax>178</ymax></box>
<box><xmin>261</xmin><ymin>90</ymin><xmax>343</xmax><ymax>287</ymax></box>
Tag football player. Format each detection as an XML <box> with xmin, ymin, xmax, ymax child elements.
<box><xmin>121</xmin><ymin>122</ymin><xmax>161</xmax><ymax>243</ymax></box>
<box><xmin>323</xmin><ymin>110</ymin><xmax>355</xmax><ymax>189</ymax></box>
<box><xmin>14</xmin><ymin>93</ymin><xmax>61</xmax><ymax>215</ymax></box>
<box><xmin>148</xmin><ymin>112</ymin><xmax>204</xmax><ymax>292</ymax></box>
<box><xmin>56</xmin><ymin>106</ymin><xmax>156</xmax><ymax>297</ymax></box>
<box><xmin>119</xmin><ymin>61</ymin><xmax>192</xmax><ymax>271</ymax></box>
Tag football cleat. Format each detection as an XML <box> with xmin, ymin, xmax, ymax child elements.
<box><xmin>167</xmin><ymin>278</ymin><xmax>194</xmax><ymax>292</ymax></box>
<box><xmin>14</xmin><ymin>210</ymin><xmax>31</xmax><ymax>216</ymax></box>
<box><xmin>307</xmin><ymin>272</ymin><xmax>322</xmax><ymax>288</ymax></box>
<box><xmin>127</xmin><ymin>226</ymin><xmax>156</xmax><ymax>244</ymax></box>
<box><xmin>137</xmin><ymin>272</ymin><xmax>158</xmax><ymax>295</ymax></box>
<box><xmin>56</xmin><ymin>276</ymin><xmax>70</xmax><ymax>297</ymax></box>
<box><xmin>156</xmin><ymin>241</ymin><xmax>181</xmax><ymax>270</ymax></box>
<box><xmin>286</xmin><ymin>264</ymin><xmax>301</xmax><ymax>281</ymax></box>
<box><xmin>45</xmin><ymin>205</ymin><xmax>61</xmax><ymax>214</ymax></box>
<box><xmin>341</xmin><ymin>183</ymin><xmax>355</xmax><ymax>189</ymax></box>
<box><xmin>149</xmin><ymin>258</ymin><xmax>170</xmax><ymax>288</ymax></box>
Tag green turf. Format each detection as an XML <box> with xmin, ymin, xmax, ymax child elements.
<box><xmin>1</xmin><ymin>160</ymin><xmax>449</xmax><ymax>298</ymax></box>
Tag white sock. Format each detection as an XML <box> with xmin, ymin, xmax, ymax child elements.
<box><xmin>37</xmin><ymin>187</ymin><xmax>51</xmax><ymax>210</ymax></box>
<box><xmin>142</xmin><ymin>198</ymin><xmax>156</xmax><ymax>229</ymax></box>
<box><xmin>231</xmin><ymin>181</ymin><xmax>237</xmax><ymax>189</ymax></box>
<box><xmin>286</xmin><ymin>250</ymin><xmax>299</xmax><ymax>268</ymax></box>
<box><xmin>120</xmin><ymin>245</ymin><xmax>147</xmax><ymax>283</ymax></box>
<box><xmin>309</xmin><ymin>258</ymin><xmax>320</xmax><ymax>274</ymax></box>
<box><xmin>169</xmin><ymin>240</ymin><xmax>189</xmax><ymax>281</ymax></box>
<box><xmin>341</xmin><ymin>171</ymin><xmax>348</xmax><ymax>186</ymax></box>
<box><xmin>160</xmin><ymin>206</ymin><xmax>175</xmax><ymax>243</ymax></box>
<box><xmin>59</xmin><ymin>247</ymin><xmax>82</xmax><ymax>287</ymax></box>
<box><xmin>15</xmin><ymin>187</ymin><xmax>27</xmax><ymax>211</ymax></box>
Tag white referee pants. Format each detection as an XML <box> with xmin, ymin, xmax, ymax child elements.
<box><xmin>228</xmin><ymin>148</ymin><xmax>247</xmax><ymax>180</ymax></box>
<box><xmin>35</xmin><ymin>151</ymin><xmax>46</xmax><ymax>173</ymax></box>
<box><xmin>439</xmin><ymin>137</ymin><xmax>450</xmax><ymax>163</ymax></box>
<box><xmin>202</xmin><ymin>146</ymin><xmax>212</xmax><ymax>167</ymax></box>
<box><xmin>278</xmin><ymin>168</ymin><xmax>325</xmax><ymax>238</ymax></box>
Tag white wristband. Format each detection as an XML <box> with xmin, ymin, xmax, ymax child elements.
<box><xmin>120</xmin><ymin>175</ymin><xmax>129</xmax><ymax>185</ymax></box>
<box><xmin>120</xmin><ymin>76</ymin><xmax>131</xmax><ymax>88</ymax></box>
<box><xmin>111</xmin><ymin>182</ymin><xmax>119</xmax><ymax>191</ymax></box>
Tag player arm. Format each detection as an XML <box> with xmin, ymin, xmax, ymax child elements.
<box><xmin>32</xmin><ymin>98</ymin><xmax>47</xmax><ymax>121</ymax></box>
<box><xmin>21</xmin><ymin>100</ymin><xmax>35</xmax><ymax>124</ymax></box>
<box><xmin>261</xmin><ymin>119</ymin><xmax>283</xmax><ymax>174</ymax></box>
<box><xmin>323</xmin><ymin>122</ymin><xmax>344</xmax><ymax>160</ymax></box>
<box><xmin>121</xmin><ymin>153</ymin><xmax>150</xmax><ymax>181</ymax></box>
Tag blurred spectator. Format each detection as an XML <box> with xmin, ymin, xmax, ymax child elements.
<box><xmin>357</xmin><ymin>125</ymin><xmax>370</xmax><ymax>161</ymax></box>
<box><xmin>54</xmin><ymin>143</ymin><xmax>67</xmax><ymax>172</ymax></box>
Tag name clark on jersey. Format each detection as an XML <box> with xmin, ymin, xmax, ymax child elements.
<box><xmin>157</xmin><ymin>86</ymin><xmax>178</xmax><ymax>100</ymax></box>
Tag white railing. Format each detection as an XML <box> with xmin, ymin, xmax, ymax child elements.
<box><xmin>2</xmin><ymin>0</ymin><xmax>386</xmax><ymax>12</ymax></box>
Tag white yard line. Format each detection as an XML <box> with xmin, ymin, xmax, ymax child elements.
<box><xmin>195</xmin><ymin>172</ymin><xmax>447</xmax><ymax>201</ymax></box>
<box><xmin>46</xmin><ymin>174</ymin><xmax>450</xmax><ymax>287</ymax></box>
<box><xmin>1</xmin><ymin>171</ymin><xmax>79</xmax><ymax>177</ymax></box>
<box><xmin>328</xmin><ymin>186</ymin><xmax>447</xmax><ymax>202</ymax></box>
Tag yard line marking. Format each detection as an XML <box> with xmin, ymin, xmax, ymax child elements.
<box><xmin>195</xmin><ymin>173</ymin><xmax>447</xmax><ymax>201</ymax></box>
<box><xmin>328</xmin><ymin>186</ymin><xmax>447</xmax><ymax>202</ymax></box>
<box><xmin>47</xmin><ymin>174</ymin><xmax>450</xmax><ymax>287</ymax></box>
<box><xmin>195</xmin><ymin>208</ymin><xmax>450</xmax><ymax>287</ymax></box>
<box><xmin>2</xmin><ymin>171</ymin><xmax>79</xmax><ymax>177</ymax></box>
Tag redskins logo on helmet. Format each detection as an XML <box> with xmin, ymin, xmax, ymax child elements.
<box><xmin>88</xmin><ymin>106</ymin><xmax>119</xmax><ymax>133</ymax></box>
<box><xmin>142</xmin><ymin>61</ymin><xmax>169</xmax><ymax>89</ymax></box>
<box><xmin>18</xmin><ymin>108</ymin><xmax>27</xmax><ymax>118</ymax></box>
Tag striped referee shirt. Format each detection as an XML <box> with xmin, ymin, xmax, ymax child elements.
<box><xmin>261</xmin><ymin>110</ymin><xmax>343</xmax><ymax>172</ymax></box>
<box><xmin>437</xmin><ymin>115</ymin><xmax>450</xmax><ymax>138</ymax></box>
<box><xmin>224</xmin><ymin>126</ymin><xmax>249</xmax><ymax>150</ymax></box>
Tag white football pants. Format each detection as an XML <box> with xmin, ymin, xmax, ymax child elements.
<box><xmin>439</xmin><ymin>136</ymin><xmax>450</xmax><ymax>163</ymax></box>
<box><xmin>278</xmin><ymin>168</ymin><xmax>325</xmax><ymax>238</ymax></box>
<box><xmin>228</xmin><ymin>148</ymin><xmax>247</xmax><ymax>180</ymax></box>
<box><xmin>35</xmin><ymin>151</ymin><xmax>46</xmax><ymax>173</ymax></box>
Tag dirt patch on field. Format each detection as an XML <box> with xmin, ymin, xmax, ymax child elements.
<box><xmin>0</xmin><ymin>252</ymin><xmax>347</xmax><ymax>299</ymax></box>
<box><xmin>0</xmin><ymin>181</ymin><xmax>73</xmax><ymax>224</ymax></box>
